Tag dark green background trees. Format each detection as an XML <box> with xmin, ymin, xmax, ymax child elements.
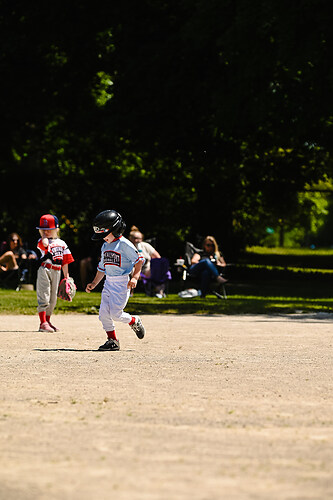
<box><xmin>1</xmin><ymin>0</ymin><xmax>332</xmax><ymax>259</ymax></box>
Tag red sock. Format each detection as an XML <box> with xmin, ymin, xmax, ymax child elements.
<box><xmin>46</xmin><ymin>315</ymin><xmax>51</xmax><ymax>323</ymax></box>
<box><xmin>106</xmin><ymin>330</ymin><xmax>117</xmax><ymax>341</ymax></box>
<box><xmin>39</xmin><ymin>312</ymin><xmax>46</xmax><ymax>324</ymax></box>
<box><xmin>129</xmin><ymin>317</ymin><xmax>135</xmax><ymax>326</ymax></box>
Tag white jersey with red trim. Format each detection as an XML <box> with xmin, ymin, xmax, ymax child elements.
<box><xmin>97</xmin><ymin>236</ymin><xmax>145</xmax><ymax>277</ymax></box>
<box><xmin>37</xmin><ymin>237</ymin><xmax>74</xmax><ymax>267</ymax></box>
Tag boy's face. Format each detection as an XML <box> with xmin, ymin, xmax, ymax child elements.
<box><xmin>41</xmin><ymin>229</ymin><xmax>57</xmax><ymax>238</ymax></box>
<box><xmin>103</xmin><ymin>232</ymin><xmax>115</xmax><ymax>243</ymax></box>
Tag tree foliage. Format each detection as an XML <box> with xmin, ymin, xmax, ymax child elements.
<box><xmin>0</xmin><ymin>0</ymin><xmax>332</xmax><ymax>257</ymax></box>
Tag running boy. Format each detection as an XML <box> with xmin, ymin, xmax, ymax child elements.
<box><xmin>86</xmin><ymin>209</ymin><xmax>146</xmax><ymax>351</ymax></box>
<box><xmin>36</xmin><ymin>214</ymin><xmax>74</xmax><ymax>332</ymax></box>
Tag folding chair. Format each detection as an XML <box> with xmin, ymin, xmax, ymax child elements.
<box><xmin>141</xmin><ymin>257</ymin><xmax>172</xmax><ymax>297</ymax></box>
<box><xmin>176</xmin><ymin>241</ymin><xmax>228</xmax><ymax>299</ymax></box>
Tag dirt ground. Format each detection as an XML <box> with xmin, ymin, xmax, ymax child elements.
<box><xmin>0</xmin><ymin>313</ymin><xmax>332</xmax><ymax>500</ymax></box>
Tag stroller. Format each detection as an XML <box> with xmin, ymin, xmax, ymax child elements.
<box><xmin>141</xmin><ymin>257</ymin><xmax>172</xmax><ymax>298</ymax></box>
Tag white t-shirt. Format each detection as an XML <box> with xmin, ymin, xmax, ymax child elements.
<box><xmin>137</xmin><ymin>241</ymin><xmax>156</xmax><ymax>272</ymax></box>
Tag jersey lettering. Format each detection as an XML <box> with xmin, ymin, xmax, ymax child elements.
<box><xmin>51</xmin><ymin>246</ymin><xmax>64</xmax><ymax>260</ymax></box>
<box><xmin>103</xmin><ymin>250</ymin><xmax>121</xmax><ymax>267</ymax></box>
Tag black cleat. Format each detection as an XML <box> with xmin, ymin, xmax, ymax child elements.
<box><xmin>130</xmin><ymin>316</ymin><xmax>145</xmax><ymax>339</ymax></box>
<box><xmin>98</xmin><ymin>339</ymin><xmax>120</xmax><ymax>351</ymax></box>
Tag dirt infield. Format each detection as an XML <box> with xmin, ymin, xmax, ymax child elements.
<box><xmin>0</xmin><ymin>313</ymin><xmax>332</xmax><ymax>500</ymax></box>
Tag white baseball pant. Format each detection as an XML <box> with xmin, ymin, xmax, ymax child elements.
<box><xmin>99</xmin><ymin>275</ymin><xmax>132</xmax><ymax>331</ymax></box>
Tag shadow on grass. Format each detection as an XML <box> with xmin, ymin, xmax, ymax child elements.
<box><xmin>126</xmin><ymin>295</ymin><xmax>333</xmax><ymax>315</ymax></box>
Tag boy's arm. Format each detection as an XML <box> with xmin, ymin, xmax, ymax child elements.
<box><xmin>62</xmin><ymin>264</ymin><xmax>69</xmax><ymax>279</ymax></box>
<box><xmin>128</xmin><ymin>260</ymin><xmax>143</xmax><ymax>290</ymax></box>
<box><xmin>86</xmin><ymin>270</ymin><xmax>105</xmax><ymax>293</ymax></box>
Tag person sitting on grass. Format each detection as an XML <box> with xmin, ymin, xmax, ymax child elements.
<box><xmin>0</xmin><ymin>232</ymin><xmax>28</xmax><ymax>273</ymax></box>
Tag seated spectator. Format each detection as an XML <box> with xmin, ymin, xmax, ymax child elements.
<box><xmin>128</xmin><ymin>226</ymin><xmax>161</xmax><ymax>278</ymax></box>
<box><xmin>189</xmin><ymin>235</ymin><xmax>227</xmax><ymax>298</ymax></box>
<box><xmin>0</xmin><ymin>232</ymin><xmax>37</xmax><ymax>286</ymax></box>
<box><xmin>128</xmin><ymin>226</ymin><xmax>168</xmax><ymax>298</ymax></box>
<box><xmin>0</xmin><ymin>233</ymin><xmax>27</xmax><ymax>272</ymax></box>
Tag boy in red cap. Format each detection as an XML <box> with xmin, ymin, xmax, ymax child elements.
<box><xmin>36</xmin><ymin>214</ymin><xmax>74</xmax><ymax>332</ymax></box>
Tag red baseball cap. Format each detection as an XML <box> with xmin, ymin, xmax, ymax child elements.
<box><xmin>36</xmin><ymin>214</ymin><xmax>60</xmax><ymax>230</ymax></box>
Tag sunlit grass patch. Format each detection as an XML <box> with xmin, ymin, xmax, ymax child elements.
<box><xmin>246</xmin><ymin>246</ymin><xmax>333</xmax><ymax>256</ymax></box>
<box><xmin>0</xmin><ymin>288</ymin><xmax>332</xmax><ymax>316</ymax></box>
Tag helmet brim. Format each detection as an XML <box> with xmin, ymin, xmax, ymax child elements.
<box><xmin>91</xmin><ymin>230</ymin><xmax>111</xmax><ymax>241</ymax></box>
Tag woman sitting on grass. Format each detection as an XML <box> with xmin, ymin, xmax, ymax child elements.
<box><xmin>0</xmin><ymin>233</ymin><xmax>27</xmax><ymax>273</ymax></box>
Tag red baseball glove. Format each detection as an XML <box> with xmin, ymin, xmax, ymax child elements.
<box><xmin>58</xmin><ymin>277</ymin><xmax>77</xmax><ymax>302</ymax></box>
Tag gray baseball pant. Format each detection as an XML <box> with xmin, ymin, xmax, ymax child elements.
<box><xmin>36</xmin><ymin>267</ymin><xmax>61</xmax><ymax>316</ymax></box>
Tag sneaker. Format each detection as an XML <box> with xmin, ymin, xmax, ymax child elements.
<box><xmin>98</xmin><ymin>339</ymin><xmax>120</xmax><ymax>351</ymax></box>
<box><xmin>39</xmin><ymin>322</ymin><xmax>55</xmax><ymax>332</ymax></box>
<box><xmin>48</xmin><ymin>321</ymin><xmax>60</xmax><ymax>332</ymax></box>
<box><xmin>130</xmin><ymin>316</ymin><xmax>145</xmax><ymax>339</ymax></box>
<box><xmin>178</xmin><ymin>288</ymin><xmax>200</xmax><ymax>298</ymax></box>
<box><xmin>216</xmin><ymin>275</ymin><xmax>228</xmax><ymax>285</ymax></box>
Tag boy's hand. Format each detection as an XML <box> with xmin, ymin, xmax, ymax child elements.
<box><xmin>41</xmin><ymin>237</ymin><xmax>49</xmax><ymax>248</ymax></box>
<box><xmin>85</xmin><ymin>282</ymin><xmax>95</xmax><ymax>293</ymax></box>
<box><xmin>128</xmin><ymin>277</ymin><xmax>138</xmax><ymax>290</ymax></box>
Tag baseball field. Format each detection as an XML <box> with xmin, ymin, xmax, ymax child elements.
<box><xmin>0</xmin><ymin>312</ymin><xmax>332</xmax><ymax>499</ymax></box>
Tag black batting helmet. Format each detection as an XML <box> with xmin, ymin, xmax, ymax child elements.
<box><xmin>91</xmin><ymin>210</ymin><xmax>126</xmax><ymax>241</ymax></box>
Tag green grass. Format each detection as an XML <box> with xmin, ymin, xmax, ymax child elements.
<box><xmin>246</xmin><ymin>246</ymin><xmax>333</xmax><ymax>256</ymax></box>
<box><xmin>241</xmin><ymin>246</ymin><xmax>333</xmax><ymax>269</ymax></box>
<box><xmin>239</xmin><ymin>263</ymin><xmax>333</xmax><ymax>275</ymax></box>
<box><xmin>0</xmin><ymin>287</ymin><xmax>332</xmax><ymax>316</ymax></box>
<box><xmin>1</xmin><ymin>246</ymin><xmax>332</xmax><ymax>316</ymax></box>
